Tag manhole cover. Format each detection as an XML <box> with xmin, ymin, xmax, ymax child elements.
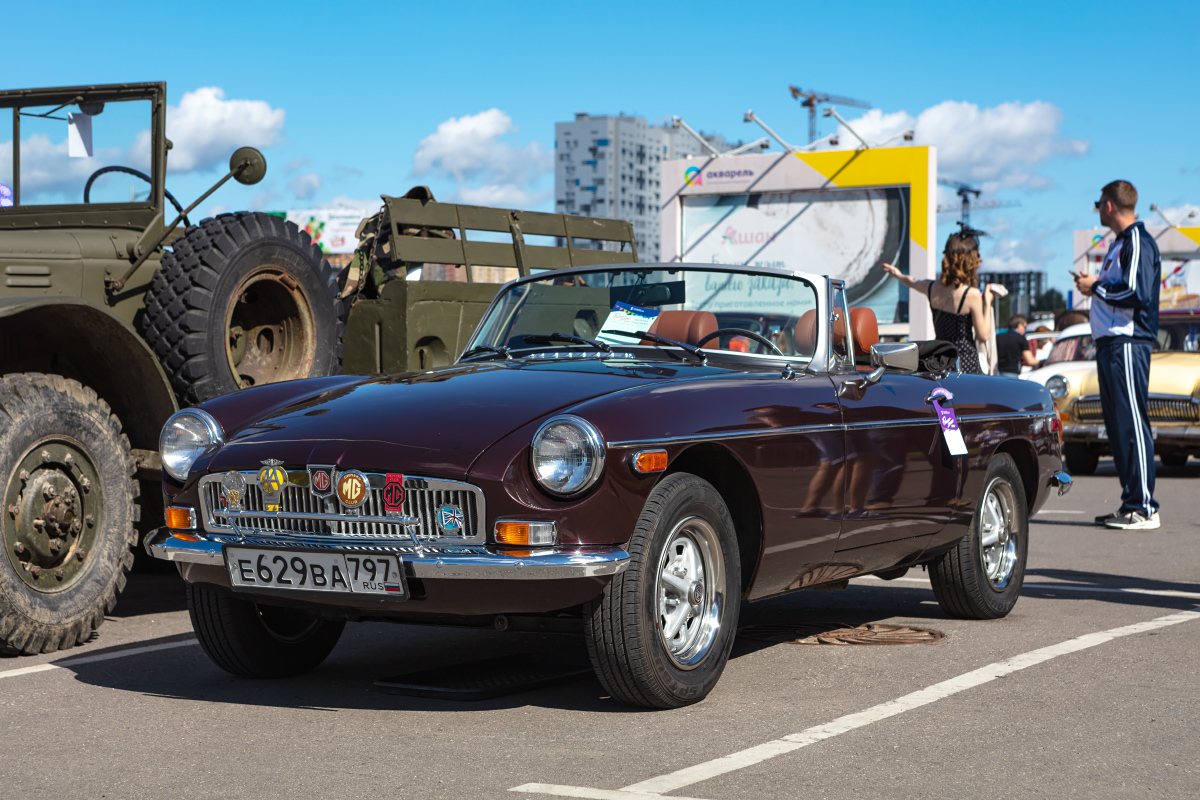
<box><xmin>739</xmin><ymin>622</ymin><xmax>946</xmax><ymax>646</ymax></box>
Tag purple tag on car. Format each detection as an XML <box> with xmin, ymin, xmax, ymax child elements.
<box><xmin>929</xmin><ymin>387</ymin><xmax>968</xmax><ymax>456</ymax></box>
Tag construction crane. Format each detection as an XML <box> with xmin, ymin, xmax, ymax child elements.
<box><xmin>935</xmin><ymin>179</ymin><xmax>1019</xmax><ymax>227</ymax></box>
<box><xmin>788</xmin><ymin>86</ymin><xmax>870</xmax><ymax>144</ymax></box>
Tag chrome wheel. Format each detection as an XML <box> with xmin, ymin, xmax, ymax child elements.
<box><xmin>979</xmin><ymin>477</ymin><xmax>1018</xmax><ymax>589</ymax></box>
<box><xmin>656</xmin><ymin>516</ymin><xmax>725</xmax><ymax>668</ymax></box>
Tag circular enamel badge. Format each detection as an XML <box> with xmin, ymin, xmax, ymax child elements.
<box><xmin>437</xmin><ymin>503</ymin><xmax>464</xmax><ymax>534</ymax></box>
<box><xmin>336</xmin><ymin>470</ymin><xmax>369</xmax><ymax>509</ymax></box>
<box><xmin>257</xmin><ymin>464</ymin><xmax>288</xmax><ymax>495</ymax></box>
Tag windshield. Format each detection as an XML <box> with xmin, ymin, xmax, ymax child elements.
<box><xmin>467</xmin><ymin>266</ymin><xmax>820</xmax><ymax>360</ymax></box>
<box><xmin>1159</xmin><ymin>322</ymin><xmax>1200</xmax><ymax>353</ymax></box>
<box><xmin>1046</xmin><ymin>334</ymin><xmax>1095</xmax><ymax>364</ymax></box>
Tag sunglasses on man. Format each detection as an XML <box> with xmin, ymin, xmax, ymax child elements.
<box><xmin>1094</xmin><ymin>197</ymin><xmax>1108</xmax><ymax>211</ymax></box>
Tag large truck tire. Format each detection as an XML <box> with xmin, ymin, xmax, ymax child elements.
<box><xmin>141</xmin><ymin>212</ymin><xmax>345</xmax><ymax>406</ymax></box>
<box><xmin>0</xmin><ymin>374</ymin><xmax>137</xmax><ymax>655</ymax></box>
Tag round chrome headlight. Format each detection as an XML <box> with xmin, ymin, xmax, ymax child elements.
<box><xmin>159</xmin><ymin>409</ymin><xmax>224</xmax><ymax>482</ymax></box>
<box><xmin>530</xmin><ymin>415</ymin><xmax>606</xmax><ymax>497</ymax></box>
<box><xmin>1046</xmin><ymin>375</ymin><xmax>1069</xmax><ymax>401</ymax></box>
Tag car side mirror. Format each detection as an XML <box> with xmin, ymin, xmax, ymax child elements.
<box><xmin>230</xmin><ymin>147</ymin><xmax>268</xmax><ymax>186</ymax></box>
<box><xmin>870</xmin><ymin>342</ymin><xmax>919</xmax><ymax>372</ymax></box>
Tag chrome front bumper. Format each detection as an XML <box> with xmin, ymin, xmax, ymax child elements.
<box><xmin>144</xmin><ymin>529</ymin><xmax>630</xmax><ymax>581</ymax></box>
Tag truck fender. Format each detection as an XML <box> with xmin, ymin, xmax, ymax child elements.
<box><xmin>0</xmin><ymin>297</ymin><xmax>177</xmax><ymax>452</ymax></box>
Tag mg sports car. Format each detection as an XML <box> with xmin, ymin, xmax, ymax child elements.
<box><xmin>147</xmin><ymin>263</ymin><xmax>1071</xmax><ymax>708</ymax></box>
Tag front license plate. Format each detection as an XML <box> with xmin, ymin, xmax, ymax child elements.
<box><xmin>224</xmin><ymin>547</ymin><xmax>407</xmax><ymax>599</ymax></box>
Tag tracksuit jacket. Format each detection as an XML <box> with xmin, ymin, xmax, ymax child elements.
<box><xmin>1090</xmin><ymin>220</ymin><xmax>1160</xmax><ymax>341</ymax></box>
<box><xmin>1089</xmin><ymin>219</ymin><xmax>1161</xmax><ymax>516</ymax></box>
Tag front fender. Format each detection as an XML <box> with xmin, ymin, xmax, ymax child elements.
<box><xmin>0</xmin><ymin>296</ymin><xmax>177</xmax><ymax>451</ymax></box>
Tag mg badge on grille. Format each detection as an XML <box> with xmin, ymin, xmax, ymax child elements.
<box><xmin>221</xmin><ymin>471</ymin><xmax>247</xmax><ymax>512</ymax></box>
<box><xmin>337</xmin><ymin>470</ymin><xmax>368</xmax><ymax>510</ymax></box>
<box><xmin>258</xmin><ymin>459</ymin><xmax>288</xmax><ymax>512</ymax></box>
<box><xmin>437</xmin><ymin>503</ymin><xmax>464</xmax><ymax>534</ymax></box>
<box><xmin>383</xmin><ymin>473</ymin><xmax>404</xmax><ymax>515</ymax></box>
<box><xmin>308</xmin><ymin>465</ymin><xmax>334</xmax><ymax>499</ymax></box>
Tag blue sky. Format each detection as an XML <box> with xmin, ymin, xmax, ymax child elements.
<box><xmin>5</xmin><ymin>0</ymin><xmax>1198</xmax><ymax>297</ymax></box>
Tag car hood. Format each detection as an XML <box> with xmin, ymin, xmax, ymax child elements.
<box><xmin>203</xmin><ymin>359</ymin><xmax>718</xmax><ymax>479</ymax></box>
<box><xmin>1078</xmin><ymin>352</ymin><xmax>1200</xmax><ymax>398</ymax></box>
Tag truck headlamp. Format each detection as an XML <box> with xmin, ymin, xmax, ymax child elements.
<box><xmin>530</xmin><ymin>415</ymin><xmax>605</xmax><ymax>497</ymax></box>
<box><xmin>159</xmin><ymin>409</ymin><xmax>224</xmax><ymax>482</ymax></box>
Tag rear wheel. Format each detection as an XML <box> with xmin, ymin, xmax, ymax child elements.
<box><xmin>187</xmin><ymin>582</ymin><xmax>345</xmax><ymax>678</ymax></box>
<box><xmin>584</xmin><ymin>473</ymin><xmax>740</xmax><ymax>708</ymax></box>
<box><xmin>0</xmin><ymin>374</ymin><xmax>137</xmax><ymax>654</ymax></box>
<box><xmin>1160</xmin><ymin>453</ymin><xmax>1188</xmax><ymax>468</ymax></box>
<box><xmin>1063</xmin><ymin>443</ymin><xmax>1099</xmax><ymax>475</ymax></box>
<box><xmin>141</xmin><ymin>212</ymin><xmax>345</xmax><ymax>405</ymax></box>
<box><xmin>929</xmin><ymin>454</ymin><xmax>1027</xmax><ymax>620</ymax></box>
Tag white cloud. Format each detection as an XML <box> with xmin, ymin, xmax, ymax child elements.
<box><xmin>159</xmin><ymin>87</ymin><xmax>285</xmax><ymax>174</ymax></box>
<box><xmin>289</xmin><ymin>172</ymin><xmax>322</xmax><ymax>199</ymax></box>
<box><xmin>412</xmin><ymin>109</ymin><xmax>552</xmax><ymax>204</ymax></box>
<box><xmin>836</xmin><ymin>100</ymin><xmax>1088</xmax><ymax>191</ymax></box>
<box><xmin>0</xmin><ymin>134</ymin><xmax>126</xmax><ymax>198</ymax></box>
<box><xmin>452</xmin><ymin>185</ymin><xmax>552</xmax><ymax>208</ymax></box>
<box><xmin>285</xmin><ymin>157</ymin><xmax>311</xmax><ymax>173</ymax></box>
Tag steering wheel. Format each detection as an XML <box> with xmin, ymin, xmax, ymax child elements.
<box><xmin>694</xmin><ymin>328</ymin><xmax>785</xmax><ymax>357</ymax></box>
<box><xmin>84</xmin><ymin>166</ymin><xmax>190</xmax><ymax>227</ymax></box>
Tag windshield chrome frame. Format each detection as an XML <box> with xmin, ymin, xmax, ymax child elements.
<box><xmin>461</xmin><ymin>262</ymin><xmax>830</xmax><ymax>370</ymax></box>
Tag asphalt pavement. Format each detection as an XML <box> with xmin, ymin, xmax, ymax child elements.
<box><xmin>2</xmin><ymin>459</ymin><xmax>1197</xmax><ymax>800</ymax></box>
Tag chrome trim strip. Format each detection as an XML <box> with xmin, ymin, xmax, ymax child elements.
<box><xmin>214</xmin><ymin>509</ymin><xmax>421</xmax><ymax>527</ymax></box>
<box><xmin>144</xmin><ymin>529</ymin><xmax>629</xmax><ymax>580</ymax></box>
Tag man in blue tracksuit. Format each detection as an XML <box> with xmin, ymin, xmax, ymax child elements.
<box><xmin>1074</xmin><ymin>180</ymin><xmax>1161</xmax><ymax>530</ymax></box>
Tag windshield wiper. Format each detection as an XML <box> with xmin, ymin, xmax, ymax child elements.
<box><xmin>600</xmin><ymin>329</ymin><xmax>707</xmax><ymax>364</ymax></box>
<box><xmin>523</xmin><ymin>333</ymin><xmax>613</xmax><ymax>353</ymax></box>
<box><xmin>459</xmin><ymin>345</ymin><xmax>512</xmax><ymax>361</ymax></box>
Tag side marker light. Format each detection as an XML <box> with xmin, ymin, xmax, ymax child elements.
<box><xmin>495</xmin><ymin>520</ymin><xmax>557</xmax><ymax>546</ymax></box>
<box><xmin>632</xmin><ymin>449</ymin><xmax>668</xmax><ymax>474</ymax></box>
<box><xmin>166</xmin><ymin>506</ymin><xmax>197</xmax><ymax>530</ymax></box>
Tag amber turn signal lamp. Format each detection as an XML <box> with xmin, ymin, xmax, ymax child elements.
<box><xmin>632</xmin><ymin>449</ymin><xmax>668</xmax><ymax>474</ymax></box>
<box><xmin>495</xmin><ymin>520</ymin><xmax>557</xmax><ymax>546</ymax></box>
<box><xmin>169</xmin><ymin>532</ymin><xmax>202</xmax><ymax>542</ymax></box>
<box><xmin>166</xmin><ymin>506</ymin><xmax>197</xmax><ymax>530</ymax></box>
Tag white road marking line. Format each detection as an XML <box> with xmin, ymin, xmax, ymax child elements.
<box><xmin>0</xmin><ymin>638</ymin><xmax>197</xmax><ymax>681</ymax></box>
<box><xmin>1036</xmin><ymin>510</ymin><xmax>1083</xmax><ymax>515</ymax></box>
<box><xmin>854</xmin><ymin>574</ymin><xmax>1200</xmax><ymax>600</ymax></box>
<box><xmin>510</xmin><ymin>785</ymin><xmax>709</xmax><ymax>800</ymax></box>
<box><xmin>605</xmin><ymin>608</ymin><xmax>1200</xmax><ymax>796</ymax></box>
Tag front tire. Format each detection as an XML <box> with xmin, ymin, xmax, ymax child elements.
<box><xmin>584</xmin><ymin>473</ymin><xmax>740</xmax><ymax>709</ymax></box>
<box><xmin>1160</xmin><ymin>452</ymin><xmax>1188</xmax><ymax>468</ymax></box>
<box><xmin>929</xmin><ymin>454</ymin><xmax>1028</xmax><ymax>620</ymax></box>
<box><xmin>0</xmin><ymin>374</ymin><xmax>137</xmax><ymax>654</ymax></box>
<box><xmin>187</xmin><ymin>583</ymin><xmax>345</xmax><ymax>678</ymax></box>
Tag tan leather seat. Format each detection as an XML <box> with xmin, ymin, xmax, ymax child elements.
<box><xmin>793</xmin><ymin>307</ymin><xmax>879</xmax><ymax>358</ymax></box>
<box><xmin>648</xmin><ymin>310</ymin><xmax>718</xmax><ymax>345</ymax></box>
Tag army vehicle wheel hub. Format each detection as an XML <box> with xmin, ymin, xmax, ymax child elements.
<box><xmin>4</xmin><ymin>439</ymin><xmax>102</xmax><ymax>593</ymax></box>
<box><xmin>225</xmin><ymin>268</ymin><xmax>317</xmax><ymax>389</ymax></box>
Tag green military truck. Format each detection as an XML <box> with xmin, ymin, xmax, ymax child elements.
<box><xmin>0</xmin><ymin>81</ymin><xmax>636</xmax><ymax>655</ymax></box>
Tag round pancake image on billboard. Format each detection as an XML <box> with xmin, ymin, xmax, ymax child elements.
<box><xmin>680</xmin><ymin>187</ymin><xmax>910</xmax><ymax>323</ymax></box>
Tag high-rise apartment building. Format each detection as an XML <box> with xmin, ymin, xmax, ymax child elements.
<box><xmin>555</xmin><ymin>113</ymin><xmax>732</xmax><ymax>263</ymax></box>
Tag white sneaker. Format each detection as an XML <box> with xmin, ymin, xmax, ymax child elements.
<box><xmin>1105</xmin><ymin>511</ymin><xmax>1161</xmax><ymax>530</ymax></box>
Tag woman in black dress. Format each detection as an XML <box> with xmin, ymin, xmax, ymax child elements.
<box><xmin>882</xmin><ymin>229</ymin><xmax>995</xmax><ymax>374</ymax></box>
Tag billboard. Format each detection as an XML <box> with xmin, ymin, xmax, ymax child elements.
<box><xmin>285</xmin><ymin>208</ymin><xmax>374</xmax><ymax>254</ymax></box>
<box><xmin>661</xmin><ymin>147</ymin><xmax>937</xmax><ymax>338</ymax></box>
<box><xmin>1073</xmin><ymin>225</ymin><xmax>1200</xmax><ymax>312</ymax></box>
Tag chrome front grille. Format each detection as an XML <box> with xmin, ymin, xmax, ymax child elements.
<box><xmin>1075</xmin><ymin>396</ymin><xmax>1200</xmax><ymax>423</ymax></box>
<box><xmin>199</xmin><ymin>470</ymin><xmax>484</xmax><ymax>544</ymax></box>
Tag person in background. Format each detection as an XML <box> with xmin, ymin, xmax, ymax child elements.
<box><xmin>996</xmin><ymin>314</ymin><xmax>1039</xmax><ymax>377</ymax></box>
<box><xmin>1073</xmin><ymin>179</ymin><xmax>1161</xmax><ymax>530</ymax></box>
<box><xmin>883</xmin><ymin>228</ymin><xmax>995</xmax><ymax>374</ymax></box>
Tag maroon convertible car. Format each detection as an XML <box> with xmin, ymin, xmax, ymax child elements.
<box><xmin>148</xmin><ymin>263</ymin><xmax>1071</xmax><ymax>708</ymax></box>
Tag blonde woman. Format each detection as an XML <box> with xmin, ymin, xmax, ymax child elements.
<box><xmin>883</xmin><ymin>229</ymin><xmax>994</xmax><ymax>374</ymax></box>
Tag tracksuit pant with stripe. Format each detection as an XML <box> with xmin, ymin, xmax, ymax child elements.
<box><xmin>1096</xmin><ymin>337</ymin><xmax>1158</xmax><ymax>516</ymax></box>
